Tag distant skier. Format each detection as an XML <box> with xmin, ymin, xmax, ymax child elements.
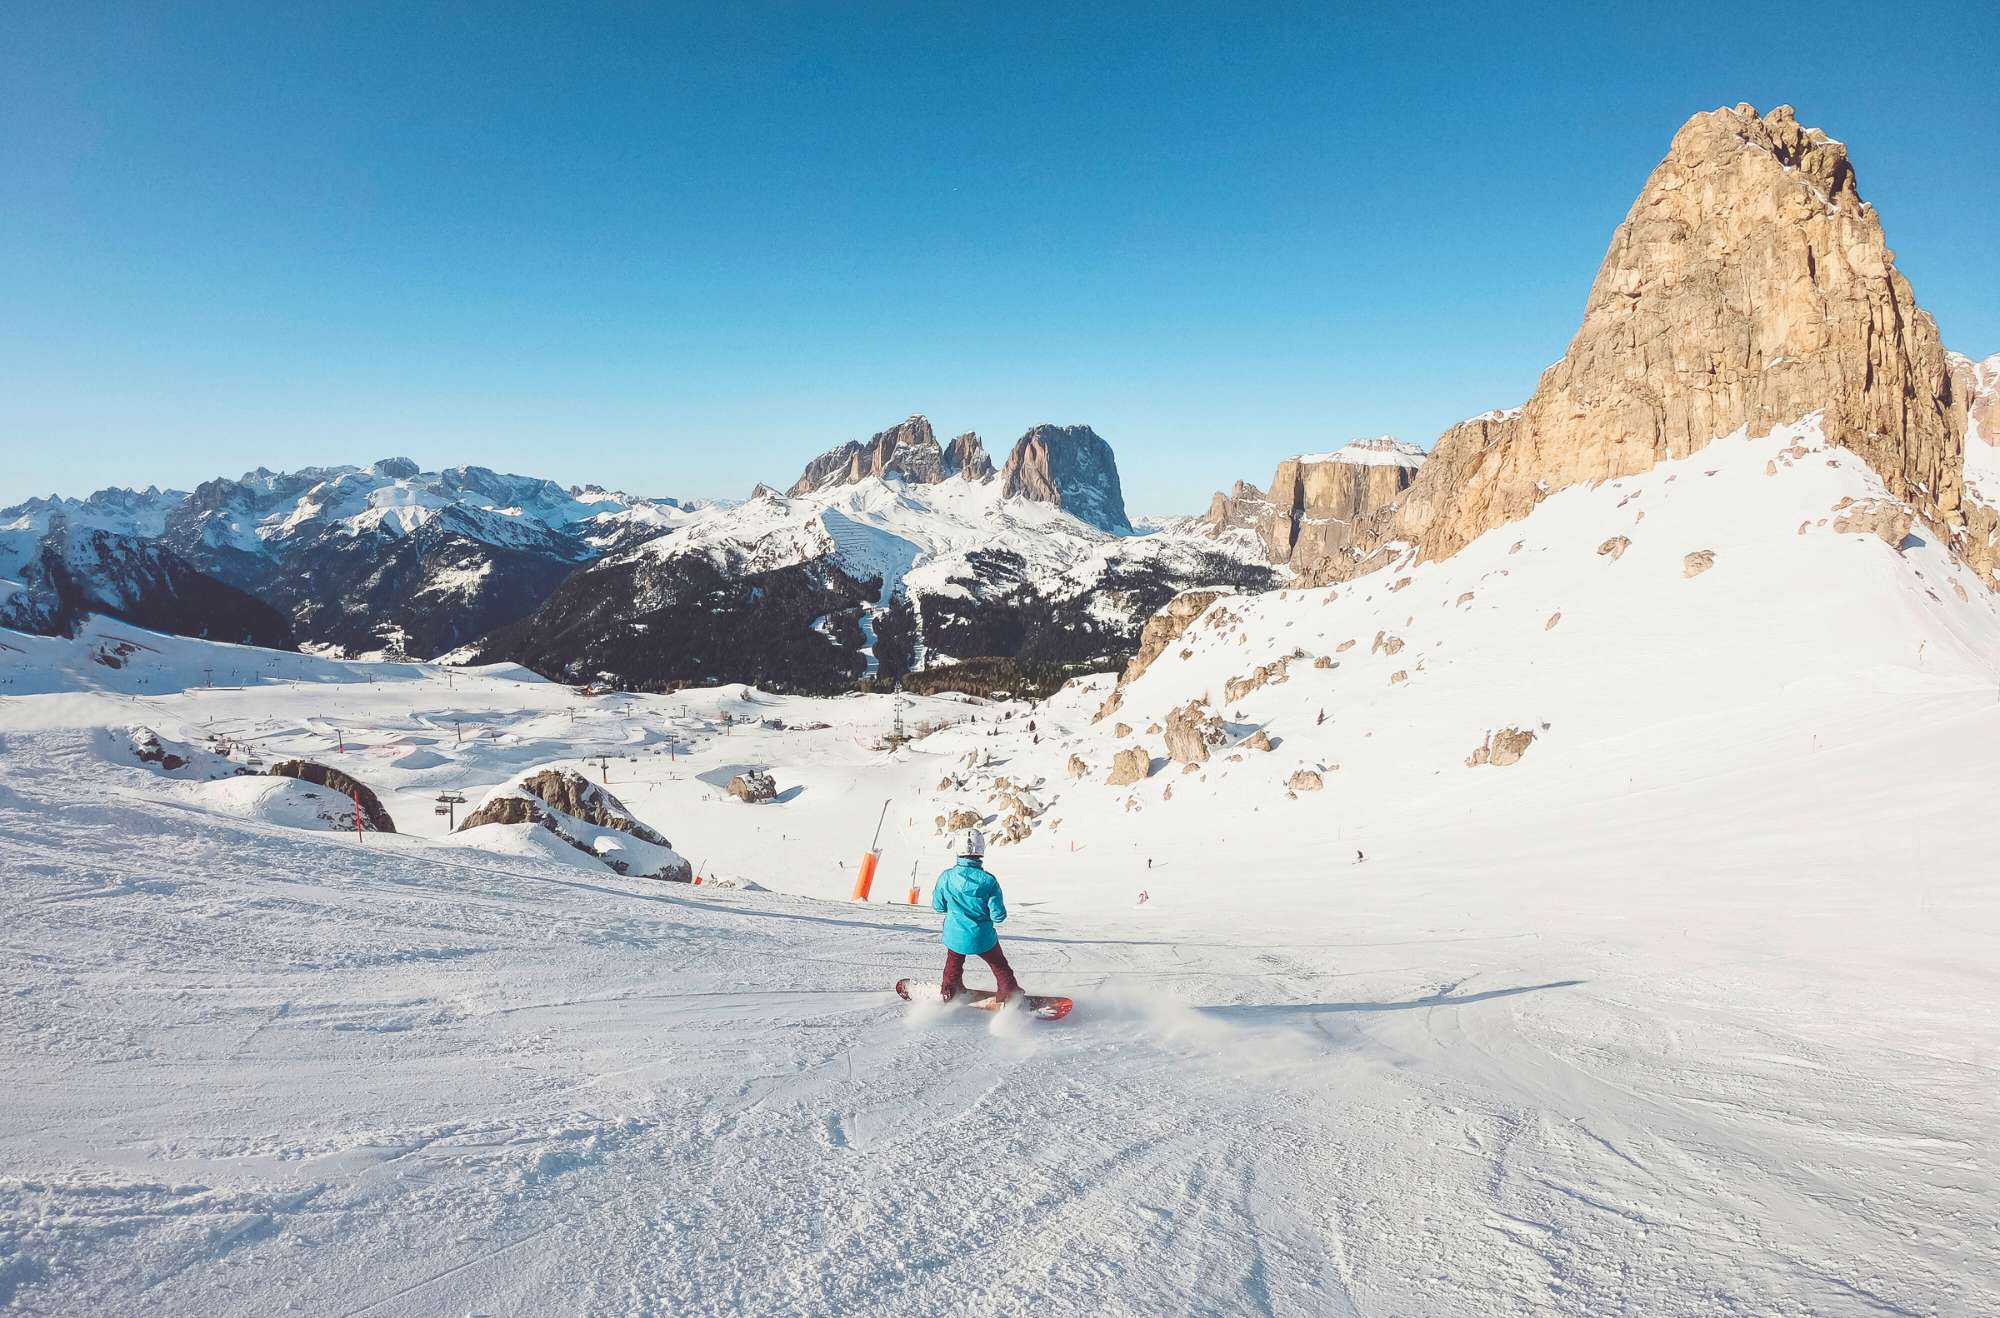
<box><xmin>1355</xmin><ymin>849</ymin><xmax>1365</xmax><ymax>865</ymax></box>
<box><xmin>932</xmin><ymin>828</ymin><xmax>1019</xmax><ymax>1005</ymax></box>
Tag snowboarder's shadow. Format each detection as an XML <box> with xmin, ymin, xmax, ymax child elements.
<box><xmin>1199</xmin><ymin>979</ymin><xmax>1583</xmax><ymax>1021</ymax></box>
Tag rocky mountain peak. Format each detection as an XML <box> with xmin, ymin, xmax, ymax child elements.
<box><xmin>942</xmin><ymin>432</ymin><xmax>995</xmax><ymax>481</ymax></box>
<box><xmin>368</xmin><ymin>457</ymin><xmax>421</xmax><ymax>480</ymax></box>
<box><xmin>998</xmin><ymin>424</ymin><xmax>1132</xmax><ymax>534</ymax></box>
<box><xmin>787</xmin><ymin>416</ymin><xmax>947</xmax><ymax>496</ymax></box>
<box><xmin>1294</xmin><ymin>103</ymin><xmax>1985</xmax><ymax>586</ymax></box>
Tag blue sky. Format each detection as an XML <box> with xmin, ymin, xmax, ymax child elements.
<box><xmin>3</xmin><ymin>2</ymin><xmax>1994</xmax><ymax>514</ymax></box>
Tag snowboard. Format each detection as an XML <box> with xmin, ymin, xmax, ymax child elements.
<box><xmin>895</xmin><ymin>978</ymin><xmax>1073</xmax><ymax>1021</ymax></box>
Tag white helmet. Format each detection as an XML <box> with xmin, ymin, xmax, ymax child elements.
<box><xmin>953</xmin><ymin>827</ymin><xmax>987</xmax><ymax>859</ymax></box>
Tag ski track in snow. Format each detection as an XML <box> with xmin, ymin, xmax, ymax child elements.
<box><xmin>1</xmin><ymin>424</ymin><xmax>1997</xmax><ymax>1314</ymax></box>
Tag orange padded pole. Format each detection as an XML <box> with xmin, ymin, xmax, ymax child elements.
<box><xmin>851</xmin><ymin>849</ymin><xmax>881</xmax><ymax>902</ymax></box>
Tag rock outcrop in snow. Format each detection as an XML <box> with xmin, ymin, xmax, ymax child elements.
<box><xmin>1465</xmin><ymin>728</ymin><xmax>1536</xmax><ymax>768</ymax></box>
<box><xmin>1106</xmin><ymin>746</ymin><xmax>1151</xmax><ymax>785</ymax></box>
<box><xmin>459</xmin><ymin>767</ymin><xmax>689</xmax><ymax>880</ymax></box>
<box><xmin>1119</xmin><ymin>589</ymin><xmax>1228</xmax><ymax>688</ymax></box>
<box><xmin>726</xmin><ymin>770</ymin><xmax>778</xmax><ymax>803</ymax></box>
<box><xmin>268</xmin><ymin>760</ymin><xmax>396</xmax><ymax>832</ymax></box>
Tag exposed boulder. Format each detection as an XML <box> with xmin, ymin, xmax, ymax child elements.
<box><xmin>726</xmin><ymin>769</ymin><xmax>778</xmax><ymax>803</ymax></box>
<box><xmin>1106</xmin><ymin>746</ymin><xmax>1152</xmax><ymax>786</ymax></box>
<box><xmin>1684</xmin><ymin>550</ymin><xmax>1716</xmax><ymax>578</ymax></box>
<box><xmin>269</xmin><ymin>760</ymin><xmax>396</xmax><ymax>832</ymax></box>
<box><xmin>1241</xmin><ymin>730</ymin><xmax>1274</xmax><ymax>752</ymax></box>
<box><xmin>1066</xmin><ymin>754</ymin><xmax>1090</xmax><ymax>780</ymax></box>
<box><xmin>1597</xmin><ymin>536</ymin><xmax>1631</xmax><ymax>561</ymax></box>
<box><xmin>1287</xmin><ymin>769</ymin><xmax>1324</xmax><ymax>793</ymax></box>
<box><xmin>1466</xmin><ymin>728</ymin><xmax>1537</xmax><ymax>768</ymax></box>
<box><xmin>1164</xmin><ymin>700</ymin><xmax>1226</xmax><ymax>765</ymax></box>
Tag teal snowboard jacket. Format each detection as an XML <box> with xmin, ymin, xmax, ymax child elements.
<box><xmin>933</xmin><ymin>859</ymin><xmax>1007</xmax><ymax>955</ymax></box>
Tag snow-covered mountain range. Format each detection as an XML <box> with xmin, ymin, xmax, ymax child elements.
<box><xmin>1</xmin><ymin>460</ymin><xmax>685</xmax><ymax>657</ymax></box>
<box><xmin>3</xmin><ymin>422</ymin><xmax>1272</xmax><ymax>693</ymax></box>
<box><xmin>473</xmin><ymin>418</ymin><xmax>1274</xmax><ymax>693</ymax></box>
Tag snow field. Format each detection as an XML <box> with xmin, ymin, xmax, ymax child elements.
<box><xmin>1</xmin><ymin>418</ymin><xmax>1997</xmax><ymax>1313</ymax></box>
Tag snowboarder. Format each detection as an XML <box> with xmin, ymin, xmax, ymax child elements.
<box><xmin>932</xmin><ymin>828</ymin><xmax>1019</xmax><ymax>1004</ymax></box>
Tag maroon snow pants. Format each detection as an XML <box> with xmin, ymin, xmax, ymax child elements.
<box><xmin>942</xmin><ymin>942</ymin><xmax>1019</xmax><ymax>1003</ymax></box>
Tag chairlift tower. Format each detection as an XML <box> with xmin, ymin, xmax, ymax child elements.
<box><xmin>434</xmin><ymin>791</ymin><xmax>468</xmax><ymax>829</ymax></box>
<box><xmin>887</xmin><ymin>684</ymin><xmax>908</xmax><ymax>749</ymax></box>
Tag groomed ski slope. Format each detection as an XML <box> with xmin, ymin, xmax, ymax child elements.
<box><xmin>1</xmin><ymin>422</ymin><xmax>1998</xmax><ymax>1315</ymax></box>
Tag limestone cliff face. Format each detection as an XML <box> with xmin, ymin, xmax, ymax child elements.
<box><xmin>999</xmin><ymin>424</ymin><xmax>1133</xmax><ymax>533</ymax></box>
<box><xmin>942</xmin><ymin>431</ymin><xmax>995</xmax><ymax>481</ymax></box>
<box><xmin>1202</xmin><ymin>439</ymin><xmax>1423</xmax><ymax>568</ymax></box>
<box><xmin>1949</xmin><ymin>352</ymin><xmax>2000</xmax><ymax>579</ymax></box>
<box><xmin>1950</xmin><ymin>353</ymin><xmax>1999</xmax><ymax>452</ymax></box>
<box><xmin>788</xmin><ymin>416</ymin><xmax>945</xmax><ymax>496</ymax></box>
<box><xmin>1260</xmin><ymin>441</ymin><xmax>1423</xmax><ymax>566</ymax></box>
<box><xmin>1306</xmin><ymin>104</ymin><xmax>1979</xmax><ymax>584</ymax></box>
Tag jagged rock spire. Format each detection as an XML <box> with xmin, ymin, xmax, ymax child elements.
<box><xmin>787</xmin><ymin>416</ymin><xmax>946</xmax><ymax>496</ymax></box>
